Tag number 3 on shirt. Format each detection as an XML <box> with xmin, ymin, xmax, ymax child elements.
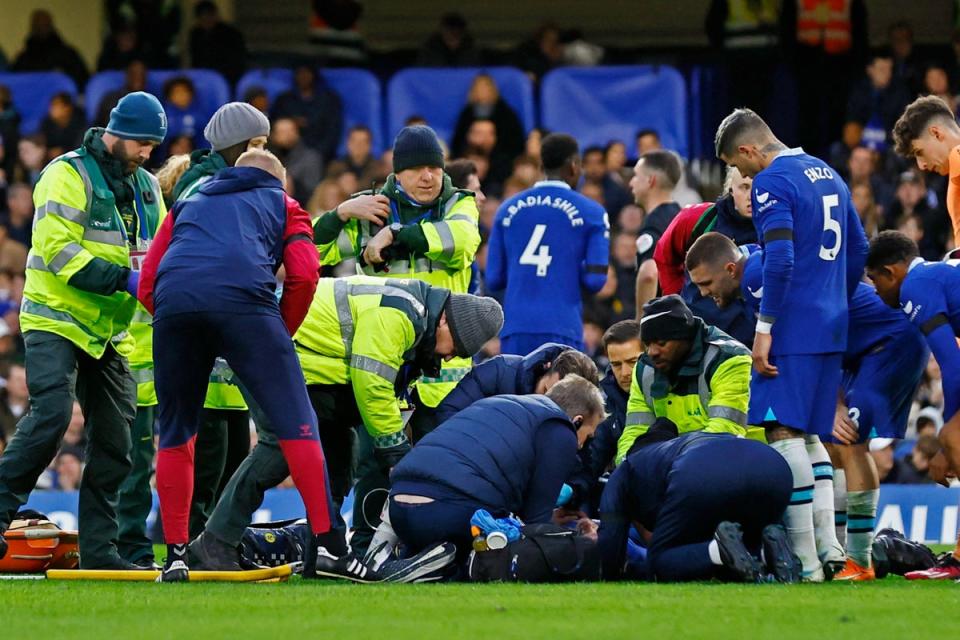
<box><xmin>819</xmin><ymin>194</ymin><xmax>842</xmax><ymax>261</ymax></box>
<box><xmin>520</xmin><ymin>224</ymin><xmax>553</xmax><ymax>276</ymax></box>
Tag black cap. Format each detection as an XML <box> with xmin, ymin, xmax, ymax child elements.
<box><xmin>640</xmin><ymin>295</ymin><xmax>697</xmax><ymax>343</ymax></box>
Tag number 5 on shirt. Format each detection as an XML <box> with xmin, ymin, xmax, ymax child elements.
<box><xmin>520</xmin><ymin>223</ymin><xmax>553</xmax><ymax>277</ymax></box>
<box><xmin>820</xmin><ymin>194</ymin><xmax>842</xmax><ymax>261</ymax></box>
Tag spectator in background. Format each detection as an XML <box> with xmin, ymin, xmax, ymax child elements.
<box><xmin>54</xmin><ymin>448</ymin><xmax>83</xmax><ymax>490</ymax></box>
<box><xmin>167</xmin><ymin>134</ymin><xmax>195</xmax><ymax>158</ymax></box>
<box><xmin>514</xmin><ymin>23</ymin><xmax>564</xmax><ymax>80</ymax></box>
<box><xmin>605</xmin><ymin>140</ymin><xmax>630</xmax><ymax>182</ymax></box>
<box><xmin>462</xmin><ymin>119</ymin><xmax>512</xmax><ymax>193</ymax></box>
<box><xmin>61</xmin><ymin>401</ymin><xmax>85</xmax><ymax>449</ymax></box>
<box><xmin>888</xmin><ymin>21</ymin><xmax>921</xmax><ymax>94</ymax></box>
<box><xmin>608</xmin><ymin>231</ymin><xmax>638</xmax><ymax>322</ymax></box>
<box><xmin>525</xmin><ymin>128</ymin><xmax>545</xmax><ymax>162</ymax></box>
<box><xmin>243</xmin><ymin>87</ymin><xmax>270</xmax><ymax>116</ymax></box>
<box><xmin>510</xmin><ymin>154</ymin><xmax>540</xmax><ymax>187</ymax></box>
<box><xmin>3</xmin><ymin>183</ymin><xmax>33</xmax><ymax>248</ymax></box>
<box><xmin>847</xmin><ymin>145</ymin><xmax>894</xmax><ymax>217</ymax></box>
<box><xmin>11</xmin><ymin>9</ymin><xmax>88</xmax><ymax>88</ymax></box>
<box><xmin>630</xmin><ymin>149</ymin><xmax>683</xmax><ymax>316</ymax></box>
<box><xmin>452</xmin><ymin>74</ymin><xmax>525</xmax><ymax>162</ymax></box>
<box><xmin>886</xmin><ymin>170</ymin><xmax>948</xmax><ymax>259</ymax></box>
<box><xmin>0</xmin><ymin>361</ymin><xmax>26</xmax><ymax>446</ymax></box>
<box><xmin>923</xmin><ymin>65</ymin><xmax>958</xmax><ymax>116</ymax></box>
<box><xmin>0</xmin><ymin>85</ymin><xmax>20</xmax><ymax>180</ymax></box>
<box><xmin>616</xmin><ymin>204</ymin><xmax>643</xmax><ymax>234</ymax></box>
<box><xmin>417</xmin><ymin>12</ymin><xmax>481</xmax><ymax>67</ymax></box>
<box><xmin>846</xmin><ymin>50</ymin><xmax>913</xmax><ymax>152</ymax></box>
<box><xmin>829</xmin><ymin>121</ymin><xmax>864</xmax><ymax>175</ymax></box>
<box><xmin>97</xmin><ymin>20</ymin><xmax>147</xmax><ymax>71</ymax></box>
<box><xmin>40</xmin><ymin>92</ymin><xmax>86</xmax><ymax>161</ymax></box>
<box><xmin>162</xmin><ymin>76</ymin><xmax>207</xmax><ymax>152</ymax></box>
<box><xmin>271</xmin><ymin>64</ymin><xmax>343</xmax><ymax>162</ymax></box>
<box><xmin>915</xmin><ymin>407</ymin><xmax>942</xmax><ymax>438</ymax></box>
<box><xmin>851</xmin><ymin>182</ymin><xmax>881</xmax><ymax>238</ymax></box>
<box><xmin>632</xmin><ymin>129</ymin><xmax>701</xmax><ymax>206</ymax></box>
<box><xmin>0</xmin><ymin>226</ymin><xmax>26</xmax><ymax>276</ymax></box>
<box><xmin>269</xmin><ymin>117</ymin><xmax>322</xmax><ymax>207</ymax></box>
<box><xmin>306</xmin><ymin>178</ymin><xmax>348</xmax><ymax>218</ymax></box>
<box><xmin>581</xmin><ymin>146</ymin><xmax>631</xmax><ymax>217</ymax></box>
<box><xmin>13</xmin><ymin>135</ymin><xmax>46</xmax><ymax>186</ymax></box>
<box><xmin>94</xmin><ymin>60</ymin><xmax>148</xmax><ymax>127</ymax></box>
<box><xmin>325</xmin><ymin>125</ymin><xmax>384</xmax><ymax>186</ymax></box>
<box><xmin>883</xmin><ymin>435</ymin><xmax>941</xmax><ymax>484</ymax></box>
<box><xmin>189</xmin><ymin>0</ymin><xmax>247</xmax><ymax>85</ymax></box>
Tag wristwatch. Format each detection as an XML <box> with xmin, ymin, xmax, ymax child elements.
<box><xmin>388</xmin><ymin>222</ymin><xmax>404</xmax><ymax>237</ymax></box>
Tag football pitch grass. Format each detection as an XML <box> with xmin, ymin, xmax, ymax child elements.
<box><xmin>2</xmin><ymin>571</ymin><xmax>958</xmax><ymax>639</ymax></box>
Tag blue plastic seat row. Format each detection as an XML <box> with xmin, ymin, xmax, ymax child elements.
<box><xmin>0</xmin><ymin>66</ymin><xmax>689</xmax><ymax>159</ymax></box>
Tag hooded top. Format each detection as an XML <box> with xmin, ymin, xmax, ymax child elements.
<box><xmin>153</xmin><ymin>166</ymin><xmax>287</xmax><ymax>318</ymax></box>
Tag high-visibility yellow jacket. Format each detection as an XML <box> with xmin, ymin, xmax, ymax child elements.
<box><xmin>615</xmin><ymin>322</ymin><xmax>753</xmax><ymax>464</ymax></box>
<box><xmin>293</xmin><ymin>275</ymin><xmax>448</xmax><ymax>449</ymax></box>
<box><xmin>23</xmin><ymin>146</ymin><xmax>164</xmax><ymax>368</ymax></box>
<box><xmin>313</xmin><ymin>173</ymin><xmax>480</xmax><ymax>408</ymax></box>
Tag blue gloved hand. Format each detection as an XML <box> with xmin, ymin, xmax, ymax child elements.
<box><xmin>125</xmin><ymin>270</ymin><xmax>140</xmax><ymax>298</ymax></box>
<box><xmin>556</xmin><ymin>483</ymin><xmax>574</xmax><ymax>508</ymax></box>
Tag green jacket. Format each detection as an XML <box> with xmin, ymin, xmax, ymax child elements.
<box><xmin>171</xmin><ymin>149</ymin><xmax>247</xmax><ymax>410</ymax></box>
<box><xmin>313</xmin><ymin>173</ymin><xmax>481</xmax><ymax>408</ymax></box>
<box><xmin>293</xmin><ymin>275</ymin><xmax>448</xmax><ymax>449</ymax></box>
<box><xmin>22</xmin><ymin>141</ymin><xmax>164</xmax><ymax>360</ymax></box>
<box><xmin>615</xmin><ymin>321</ymin><xmax>752</xmax><ymax>464</ymax></box>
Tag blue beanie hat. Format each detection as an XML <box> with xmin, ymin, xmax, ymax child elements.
<box><xmin>393</xmin><ymin>125</ymin><xmax>444</xmax><ymax>173</ymax></box>
<box><xmin>106</xmin><ymin>91</ymin><xmax>167</xmax><ymax>143</ymax></box>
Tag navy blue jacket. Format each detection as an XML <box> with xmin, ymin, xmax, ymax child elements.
<box><xmin>434</xmin><ymin>343</ymin><xmax>569</xmax><ymax>424</ymax></box>
<box><xmin>598</xmin><ymin>433</ymin><xmax>786</xmax><ymax>579</ymax></box>
<box><xmin>391</xmin><ymin>394</ymin><xmax>579</xmax><ymax>524</ymax></box>
<box><xmin>572</xmin><ymin>369</ymin><xmax>629</xmax><ymax>508</ymax></box>
<box><xmin>155</xmin><ymin>166</ymin><xmax>286</xmax><ymax>319</ymax></box>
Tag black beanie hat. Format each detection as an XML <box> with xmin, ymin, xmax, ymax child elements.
<box><xmin>393</xmin><ymin>125</ymin><xmax>444</xmax><ymax>173</ymax></box>
<box><xmin>640</xmin><ymin>295</ymin><xmax>698</xmax><ymax>343</ymax></box>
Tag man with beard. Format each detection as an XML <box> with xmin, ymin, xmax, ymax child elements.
<box><xmin>0</xmin><ymin>92</ymin><xmax>167</xmax><ymax>568</ymax></box>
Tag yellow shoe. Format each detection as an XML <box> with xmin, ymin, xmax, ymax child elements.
<box><xmin>833</xmin><ymin>558</ymin><xmax>876</xmax><ymax>581</ymax></box>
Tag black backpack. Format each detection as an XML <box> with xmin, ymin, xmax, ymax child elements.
<box><xmin>467</xmin><ymin>523</ymin><xmax>600</xmax><ymax>583</ymax></box>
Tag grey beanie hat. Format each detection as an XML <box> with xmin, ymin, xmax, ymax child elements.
<box><xmin>443</xmin><ymin>294</ymin><xmax>504</xmax><ymax>358</ymax></box>
<box><xmin>204</xmin><ymin>102</ymin><xmax>271</xmax><ymax>151</ymax></box>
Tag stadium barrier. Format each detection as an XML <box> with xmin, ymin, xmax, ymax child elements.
<box><xmin>23</xmin><ymin>485</ymin><xmax>960</xmax><ymax>545</ymax></box>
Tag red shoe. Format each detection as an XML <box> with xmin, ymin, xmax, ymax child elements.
<box><xmin>904</xmin><ymin>553</ymin><xmax>960</xmax><ymax>580</ymax></box>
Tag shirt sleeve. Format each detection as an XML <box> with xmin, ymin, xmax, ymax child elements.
<box><xmin>653</xmin><ymin>205</ymin><xmax>701</xmax><ymax>295</ymax></box>
<box><xmin>137</xmin><ymin>210</ymin><xmax>175</xmax><ymax>313</ymax></box>
<box><xmin>704</xmin><ymin>355</ymin><xmax>751</xmax><ymax>435</ymax></box>
<box><xmin>903</xmin><ymin>275</ymin><xmax>960</xmax><ymax>420</ymax></box>
<box><xmin>753</xmin><ymin>173</ymin><xmax>795</xmax><ymax>325</ymax></box>
<box><xmin>521</xmin><ymin>419</ymin><xmax>578</xmax><ymax>524</ymax></box>
<box><xmin>279</xmin><ymin>194</ymin><xmax>319</xmax><ymax>335</ymax></box>
<box><xmin>616</xmin><ymin>364</ymin><xmax>655</xmax><ymax>465</ymax></box>
<box><xmin>844</xmin><ymin>187</ymin><xmax>868</xmax><ymax>298</ymax></box>
<box><xmin>580</xmin><ymin>209</ymin><xmax>610</xmax><ymax>293</ymax></box>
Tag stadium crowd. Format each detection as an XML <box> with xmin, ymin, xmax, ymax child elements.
<box><xmin>0</xmin><ymin>1</ymin><xmax>959</xmax><ymax>584</ymax></box>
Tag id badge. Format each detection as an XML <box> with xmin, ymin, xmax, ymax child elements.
<box><xmin>129</xmin><ymin>239</ymin><xmax>151</xmax><ymax>272</ymax></box>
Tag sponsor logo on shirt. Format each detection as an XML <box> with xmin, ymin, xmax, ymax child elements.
<box><xmin>636</xmin><ymin>233</ymin><xmax>654</xmax><ymax>255</ymax></box>
<box><xmin>902</xmin><ymin>300</ymin><xmax>922</xmax><ymax>322</ymax></box>
<box><xmin>747</xmin><ymin>285</ymin><xmax>763</xmax><ymax>299</ymax></box>
<box><xmin>755</xmin><ymin>191</ymin><xmax>770</xmax><ymax>204</ymax></box>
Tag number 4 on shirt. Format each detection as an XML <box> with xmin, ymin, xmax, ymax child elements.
<box><xmin>520</xmin><ymin>224</ymin><xmax>553</xmax><ymax>276</ymax></box>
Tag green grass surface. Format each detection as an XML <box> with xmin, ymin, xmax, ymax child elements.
<box><xmin>2</xmin><ymin>572</ymin><xmax>958</xmax><ymax>639</ymax></box>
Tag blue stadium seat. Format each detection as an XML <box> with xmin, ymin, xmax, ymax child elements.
<box><xmin>86</xmin><ymin>69</ymin><xmax>231</xmax><ymax>131</ymax></box>
<box><xmin>0</xmin><ymin>72</ymin><xmax>78</xmax><ymax>135</ymax></box>
<box><xmin>235</xmin><ymin>68</ymin><xmax>384</xmax><ymax>156</ymax></box>
<box><xmin>386</xmin><ymin>67</ymin><xmax>535</xmax><ymax>147</ymax></box>
<box><xmin>540</xmin><ymin>66</ymin><xmax>689</xmax><ymax>158</ymax></box>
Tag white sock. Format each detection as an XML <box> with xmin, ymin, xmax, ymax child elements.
<box><xmin>846</xmin><ymin>489</ymin><xmax>878</xmax><ymax>568</ymax></box>
<box><xmin>834</xmin><ymin>468</ymin><xmax>847</xmax><ymax>549</ymax></box>
<box><xmin>771</xmin><ymin>437</ymin><xmax>823</xmax><ymax>580</ymax></box>
<box><xmin>708</xmin><ymin>539</ymin><xmax>722</xmax><ymax>565</ymax></box>
<box><xmin>805</xmin><ymin>435</ymin><xmax>844</xmax><ymax>563</ymax></box>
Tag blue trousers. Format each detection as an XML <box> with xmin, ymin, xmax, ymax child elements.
<box><xmin>647</xmin><ymin>439</ymin><xmax>792</xmax><ymax>581</ymax></box>
<box><xmin>388</xmin><ymin>488</ymin><xmax>479</xmax><ymax>558</ymax></box>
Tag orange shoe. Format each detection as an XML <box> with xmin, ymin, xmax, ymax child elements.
<box><xmin>833</xmin><ymin>558</ymin><xmax>876</xmax><ymax>581</ymax></box>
